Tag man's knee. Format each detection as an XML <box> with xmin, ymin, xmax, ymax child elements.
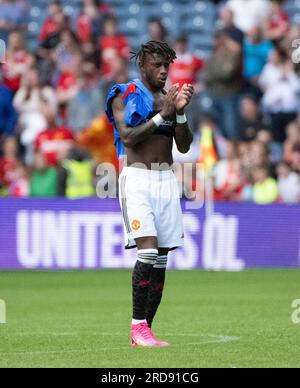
<box><xmin>135</xmin><ymin>236</ymin><xmax>158</xmax><ymax>250</ymax></box>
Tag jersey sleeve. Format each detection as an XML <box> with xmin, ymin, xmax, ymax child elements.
<box><xmin>105</xmin><ymin>84</ymin><xmax>125</xmax><ymax>123</ymax></box>
<box><xmin>123</xmin><ymin>90</ymin><xmax>146</xmax><ymax>127</ymax></box>
<box><xmin>106</xmin><ymin>83</ymin><xmax>147</xmax><ymax>128</ymax></box>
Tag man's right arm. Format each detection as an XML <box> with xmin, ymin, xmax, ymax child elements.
<box><xmin>112</xmin><ymin>92</ymin><xmax>157</xmax><ymax>148</ymax></box>
<box><xmin>111</xmin><ymin>86</ymin><xmax>179</xmax><ymax>148</ymax></box>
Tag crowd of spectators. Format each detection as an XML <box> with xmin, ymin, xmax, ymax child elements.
<box><xmin>0</xmin><ymin>0</ymin><xmax>300</xmax><ymax>204</ymax></box>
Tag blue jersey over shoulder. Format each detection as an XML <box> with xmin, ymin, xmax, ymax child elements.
<box><xmin>105</xmin><ymin>79</ymin><xmax>155</xmax><ymax>160</ymax></box>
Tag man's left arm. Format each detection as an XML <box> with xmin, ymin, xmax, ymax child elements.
<box><xmin>174</xmin><ymin>84</ymin><xmax>194</xmax><ymax>154</ymax></box>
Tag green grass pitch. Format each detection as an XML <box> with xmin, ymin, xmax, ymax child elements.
<box><xmin>0</xmin><ymin>269</ymin><xmax>300</xmax><ymax>368</ymax></box>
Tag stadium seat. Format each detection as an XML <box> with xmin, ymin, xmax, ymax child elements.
<box><xmin>118</xmin><ymin>16</ymin><xmax>146</xmax><ymax>38</ymax></box>
<box><xmin>293</xmin><ymin>13</ymin><xmax>300</xmax><ymax>24</ymax></box>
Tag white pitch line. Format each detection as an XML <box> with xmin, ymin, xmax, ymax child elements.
<box><xmin>0</xmin><ymin>332</ymin><xmax>124</xmax><ymax>337</ymax></box>
<box><xmin>0</xmin><ymin>332</ymin><xmax>240</xmax><ymax>342</ymax></box>
<box><xmin>0</xmin><ymin>347</ymin><xmax>131</xmax><ymax>357</ymax></box>
<box><xmin>0</xmin><ymin>334</ymin><xmax>241</xmax><ymax>357</ymax></box>
<box><xmin>188</xmin><ymin>334</ymin><xmax>240</xmax><ymax>345</ymax></box>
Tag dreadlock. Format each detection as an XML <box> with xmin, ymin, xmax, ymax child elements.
<box><xmin>131</xmin><ymin>41</ymin><xmax>177</xmax><ymax>66</ymax></box>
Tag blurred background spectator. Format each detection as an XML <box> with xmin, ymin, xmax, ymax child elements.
<box><xmin>204</xmin><ymin>28</ymin><xmax>243</xmax><ymax>140</ymax></box>
<box><xmin>30</xmin><ymin>151</ymin><xmax>59</xmax><ymax>197</ymax></box>
<box><xmin>0</xmin><ymin>78</ymin><xmax>18</xmax><ymax>139</ymax></box>
<box><xmin>0</xmin><ymin>0</ymin><xmax>28</xmax><ymax>43</ymax></box>
<box><xmin>0</xmin><ymin>0</ymin><xmax>299</xmax><ymax>204</ymax></box>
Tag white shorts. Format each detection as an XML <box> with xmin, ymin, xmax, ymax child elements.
<box><xmin>119</xmin><ymin>167</ymin><xmax>184</xmax><ymax>250</ymax></box>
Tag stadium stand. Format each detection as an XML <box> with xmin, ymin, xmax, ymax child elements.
<box><xmin>1</xmin><ymin>0</ymin><xmax>300</xmax><ymax>203</ymax></box>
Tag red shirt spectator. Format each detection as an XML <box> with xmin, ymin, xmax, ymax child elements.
<box><xmin>39</xmin><ymin>1</ymin><xmax>65</xmax><ymax>42</ymax></box>
<box><xmin>270</xmin><ymin>11</ymin><xmax>289</xmax><ymax>30</ymax></box>
<box><xmin>77</xmin><ymin>14</ymin><xmax>93</xmax><ymax>43</ymax></box>
<box><xmin>100</xmin><ymin>16</ymin><xmax>130</xmax><ymax>79</ymax></box>
<box><xmin>170</xmin><ymin>54</ymin><xmax>204</xmax><ymax>88</ymax></box>
<box><xmin>39</xmin><ymin>19</ymin><xmax>59</xmax><ymax>42</ymax></box>
<box><xmin>2</xmin><ymin>31</ymin><xmax>30</xmax><ymax>92</ymax></box>
<box><xmin>0</xmin><ymin>137</ymin><xmax>18</xmax><ymax>187</ymax></box>
<box><xmin>265</xmin><ymin>1</ymin><xmax>289</xmax><ymax>42</ymax></box>
<box><xmin>2</xmin><ymin>51</ymin><xmax>29</xmax><ymax>92</ymax></box>
<box><xmin>169</xmin><ymin>37</ymin><xmax>204</xmax><ymax>89</ymax></box>
<box><xmin>0</xmin><ymin>158</ymin><xmax>17</xmax><ymax>186</ymax></box>
<box><xmin>35</xmin><ymin>126</ymin><xmax>74</xmax><ymax>167</ymax></box>
<box><xmin>76</xmin><ymin>0</ymin><xmax>113</xmax><ymax>43</ymax></box>
<box><xmin>98</xmin><ymin>1</ymin><xmax>113</xmax><ymax>15</ymax></box>
<box><xmin>57</xmin><ymin>72</ymin><xmax>78</xmax><ymax>92</ymax></box>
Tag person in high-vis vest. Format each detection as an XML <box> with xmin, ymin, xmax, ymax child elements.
<box><xmin>61</xmin><ymin>149</ymin><xmax>95</xmax><ymax>199</ymax></box>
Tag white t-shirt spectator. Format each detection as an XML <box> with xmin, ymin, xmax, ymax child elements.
<box><xmin>227</xmin><ymin>0</ymin><xmax>270</xmax><ymax>33</ymax></box>
<box><xmin>259</xmin><ymin>66</ymin><xmax>300</xmax><ymax>113</ymax></box>
<box><xmin>13</xmin><ymin>86</ymin><xmax>58</xmax><ymax>140</ymax></box>
<box><xmin>13</xmin><ymin>86</ymin><xmax>58</xmax><ymax>164</ymax></box>
<box><xmin>278</xmin><ymin>172</ymin><xmax>300</xmax><ymax>203</ymax></box>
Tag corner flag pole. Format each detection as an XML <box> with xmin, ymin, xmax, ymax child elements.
<box><xmin>199</xmin><ymin>126</ymin><xmax>218</xmax><ymax>220</ymax></box>
<box><xmin>205</xmin><ymin>170</ymin><xmax>214</xmax><ymax>219</ymax></box>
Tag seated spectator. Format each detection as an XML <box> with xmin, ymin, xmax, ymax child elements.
<box><xmin>276</xmin><ymin>161</ymin><xmax>300</xmax><ymax>204</ymax></box>
<box><xmin>148</xmin><ymin>18</ymin><xmax>168</xmax><ymax>42</ymax></box>
<box><xmin>218</xmin><ymin>6</ymin><xmax>244</xmax><ymax>47</ymax></box>
<box><xmin>290</xmin><ymin>144</ymin><xmax>300</xmax><ymax>174</ymax></box>
<box><xmin>54</xmin><ymin>30</ymin><xmax>82</xmax><ymax>106</ymax></box>
<box><xmin>244</xmin><ymin>26</ymin><xmax>273</xmax><ymax>86</ymax></box>
<box><xmin>8</xmin><ymin>160</ymin><xmax>29</xmax><ymax>197</ymax></box>
<box><xmin>256</xmin><ymin>129</ymin><xmax>283</xmax><ymax>163</ymax></box>
<box><xmin>103</xmin><ymin>56</ymin><xmax>129</xmax><ymax>89</ymax></box>
<box><xmin>34</xmin><ymin>114</ymin><xmax>74</xmax><ymax>167</ymax></box>
<box><xmin>99</xmin><ymin>16</ymin><xmax>130</xmax><ymax>80</ymax></box>
<box><xmin>282</xmin><ymin>25</ymin><xmax>300</xmax><ymax>71</ymax></box>
<box><xmin>0</xmin><ymin>136</ymin><xmax>18</xmax><ymax>195</ymax></box>
<box><xmin>214</xmin><ymin>142</ymin><xmax>247</xmax><ymax>201</ymax></box>
<box><xmin>170</xmin><ymin>36</ymin><xmax>204</xmax><ymax>90</ymax></box>
<box><xmin>283</xmin><ymin>118</ymin><xmax>300</xmax><ymax>163</ymax></box>
<box><xmin>81</xmin><ymin>38</ymin><xmax>101</xmax><ymax>71</ymax></box>
<box><xmin>97</xmin><ymin>0</ymin><xmax>113</xmax><ymax>16</ymax></box>
<box><xmin>56</xmin><ymin>70</ymin><xmax>78</xmax><ymax>107</ymax></box>
<box><xmin>204</xmin><ymin>29</ymin><xmax>243</xmax><ymax>140</ymax></box>
<box><xmin>259</xmin><ymin>48</ymin><xmax>300</xmax><ymax>142</ymax></box>
<box><xmin>30</xmin><ymin>152</ymin><xmax>58</xmax><ymax>197</ymax></box>
<box><xmin>39</xmin><ymin>14</ymin><xmax>70</xmax><ymax>53</ymax></box>
<box><xmin>2</xmin><ymin>30</ymin><xmax>30</xmax><ymax>93</ymax></box>
<box><xmin>67</xmin><ymin>62</ymin><xmax>104</xmax><ymax>134</ymax></box>
<box><xmin>239</xmin><ymin>96</ymin><xmax>266</xmax><ymax>141</ymax></box>
<box><xmin>55</xmin><ymin>30</ymin><xmax>82</xmax><ymax>75</ymax></box>
<box><xmin>251</xmin><ymin>165</ymin><xmax>278</xmax><ymax>204</ymax></box>
<box><xmin>169</xmin><ymin>36</ymin><xmax>204</xmax><ymax>132</ymax></box>
<box><xmin>226</xmin><ymin>0</ymin><xmax>271</xmax><ymax>33</ymax></box>
<box><xmin>263</xmin><ymin>0</ymin><xmax>289</xmax><ymax>44</ymax></box>
<box><xmin>39</xmin><ymin>0</ymin><xmax>64</xmax><ymax>43</ymax></box>
<box><xmin>237</xmin><ymin>141</ymin><xmax>252</xmax><ymax>168</ymax></box>
<box><xmin>0</xmin><ymin>79</ymin><xmax>18</xmax><ymax>139</ymax></box>
<box><xmin>76</xmin><ymin>0</ymin><xmax>109</xmax><ymax>43</ymax></box>
<box><xmin>13</xmin><ymin>67</ymin><xmax>58</xmax><ymax>163</ymax></box>
<box><xmin>249</xmin><ymin>140</ymin><xmax>271</xmax><ymax>168</ymax></box>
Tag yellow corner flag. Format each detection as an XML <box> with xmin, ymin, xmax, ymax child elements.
<box><xmin>199</xmin><ymin>126</ymin><xmax>218</xmax><ymax>173</ymax></box>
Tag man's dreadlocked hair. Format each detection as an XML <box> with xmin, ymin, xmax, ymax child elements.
<box><xmin>131</xmin><ymin>41</ymin><xmax>177</xmax><ymax>66</ymax></box>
